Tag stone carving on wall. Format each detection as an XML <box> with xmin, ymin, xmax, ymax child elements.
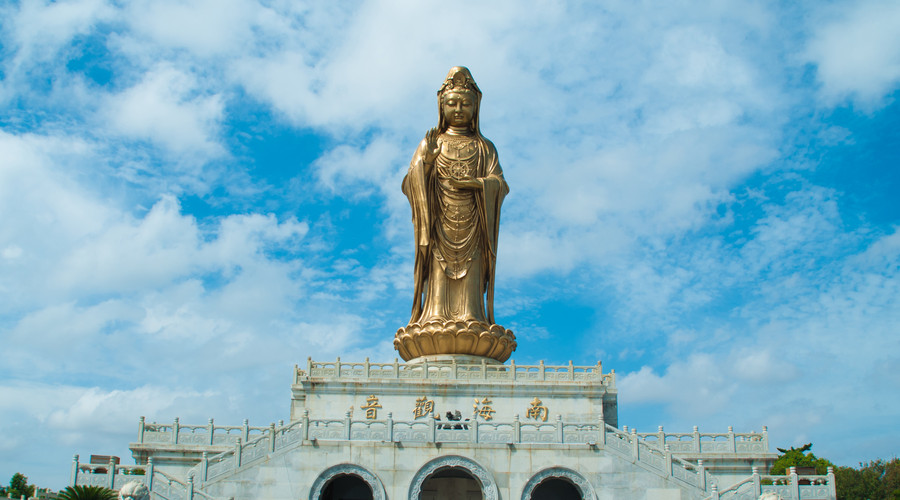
<box><xmin>309</xmin><ymin>464</ymin><xmax>386</xmax><ymax>500</ymax></box>
<box><xmin>395</xmin><ymin>66</ymin><xmax>516</xmax><ymax>363</ymax></box>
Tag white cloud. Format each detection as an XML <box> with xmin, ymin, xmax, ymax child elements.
<box><xmin>102</xmin><ymin>65</ymin><xmax>225</xmax><ymax>155</ymax></box>
<box><xmin>807</xmin><ymin>0</ymin><xmax>900</xmax><ymax>108</ymax></box>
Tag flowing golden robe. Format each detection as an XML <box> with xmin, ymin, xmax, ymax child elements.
<box><xmin>402</xmin><ymin>133</ymin><xmax>508</xmax><ymax>327</ymax></box>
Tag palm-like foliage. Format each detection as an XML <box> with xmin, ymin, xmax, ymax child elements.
<box><xmin>57</xmin><ymin>485</ymin><xmax>118</xmax><ymax>500</ymax></box>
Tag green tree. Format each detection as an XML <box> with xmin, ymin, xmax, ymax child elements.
<box><xmin>770</xmin><ymin>443</ymin><xmax>834</xmax><ymax>475</ymax></box>
<box><xmin>56</xmin><ymin>485</ymin><xmax>118</xmax><ymax>500</ymax></box>
<box><xmin>8</xmin><ymin>473</ymin><xmax>36</xmax><ymax>498</ymax></box>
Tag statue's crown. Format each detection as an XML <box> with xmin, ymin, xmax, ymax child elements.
<box><xmin>438</xmin><ymin>66</ymin><xmax>481</xmax><ymax>97</ymax></box>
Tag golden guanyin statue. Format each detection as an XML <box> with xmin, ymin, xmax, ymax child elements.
<box><xmin>394</xmin><ymin>67</ymin><xmax>516</xmax><ymax>363</ymax></box>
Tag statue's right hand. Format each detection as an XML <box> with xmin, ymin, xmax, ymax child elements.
<box><xmin>423</xmin><ymin>127</ymin><xmax>440</xmax><ymax>164</ymax></box>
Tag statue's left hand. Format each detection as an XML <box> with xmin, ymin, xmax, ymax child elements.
<box><xmin>449</xmin><ymin>178</ymin><xmax>481</xmax><ymax>189</ymax></box>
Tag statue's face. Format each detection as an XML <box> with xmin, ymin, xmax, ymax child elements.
<box><xmin>442</xmin><ymin>91</ymin><xmax>476</xmax><ymax>128</ymax></box>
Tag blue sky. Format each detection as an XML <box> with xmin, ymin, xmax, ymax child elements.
<box><xmin>1</xmin><ymin>0</ymin><xmax>899</xmax><ymax>490</ymax></box>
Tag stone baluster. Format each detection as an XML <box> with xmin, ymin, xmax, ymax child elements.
<box><xmin>827</xmin><ymin>466</ymin><xmax>835</xmax><ymax>499</ymax></box>
<box><xmin>336</xmin><ymin>357</ymin><xmax>342</xmax><ymax>378</ymax></box>
<box><xmin>598</xmin><ymin>415</ymin><xmax>606</xmax><ymax>446</ymax></box>
<box><xmin>302</xmin><ymin>410</ymin><xmax>310</xmax><ymax>441</ymax></box>
<box><xmin>278</xmin><ymin>419</ymin><xmax>284</xmax><ymax>427</ymax></box>
<box><xmin>453</xmin><ymin>359</ymin><xmax>459</xmax><ymax>379</ymax></box>
<box><xmin>173</xmin><ymin>417</ymin><xmax>180</xmax><ymax>444</ymax></box>
<box><xmin>393</xmin><ymin>358</ymin><xmax>399</xmax><ymax>377</ymax></box>
<box><xmin>762</xmin><ymin>425</ymin><xmax>769</xmax><ymax>449</ymax></box>
<box><xmin>697</xmin><ymin>459</ymin><xmax>705</xmax><ymax>490</ymax></box>
<box><xmin>693</xmin><ymin>425</ymin><xmax>701</xmax><ymax>453</ymax></box>
<box><xmin>270</xmin><ymin>423</ymin><xmax>277</xmax><ymax>452</ymax></box>
<box><xmin>234</xmin><ymin>438</ymin><xmax>242</xmax><ymax>470</ymax></box>
<box><xmin>147</xmin><ymin>458</ymin><xmax>154</xmax><ymax>492</ymax></box>
<box><xmin>242</xmin><ymin>419</ymin><xmax>249</xmax><ymax>442</ymax></box>
<box><xmin>556</xmin><ymin>415</ymin><xmax>564</xmax><ymax>443</ymax></box>
<box><xmin>186</xmin><ymin>475</ymin><xmax>194</xmax><ymax>500</ymax></box>
<box><xmin>429</xmin><ymin>415</ymin><xmax>436</xmax><ymax>442</ymax></box>
<box><xmin>386</xmin><ymin>412</ymin><xmax>394</xmax><ymax>442</ymax></box>
<box><xmin>569</xmin><ymin>360</ymin><xmax>574</xmax><ymax>380</ymax></box>
<box><xmin>631</xmin><ymin>428</ymin><xmax>639</xmax><ymax>463</ymax></box>
<box><xmin>789</xmin><ymin>467</ymin><xmax>800</xmax><ymax>500</ymax></box>
<box><xmin>513</xmin><ymin>414</ymin><xmax>521</xmax><ymax>443</ymax></box>
<box><xmin>423</xmin><ymin>359</ymin><xmax>429</xmax><ymax>379</ymax></box>
<box><xmin>207</xmin><ymin>418</ymin><xmax>214</xmax><ymax>445</ymax></box>
<box><xmin>307</xmin><ymin>357</ymin><xmax>313</xmax><ymax>378</ymax></box>
<box><xmin>539</xmin><ymin>360</ymin><xmax>545</xmax><ymax>381</ymax></box>
<box><xmin>664</xmin><ymin>444</ymin><xmax>672</xmax><ymax>477</ymax></box>
<box><xmin>752</xmin><ymin>466</ymin><xmax>760</xmax><ymax>497</ymax></box>
<box><xmin>481</xmin><ymin>358</ymin><xmax>487</xmax><ymax>379</ymax></box>
<box><xmin>728</xmin><ymin>426</ymin><xmax>736</xmax><ymax>452</ymax></box>
<box><xmin>658</xmin><ymin>426</ymin><xmax>666</xmax><ymax>448</ymax></box>
<box><xmin>138</xmin><ymin>416</ymin><xmax>145</xmax><ymax>443</ymax></box>
<box><xmin>201</xmin><ymin>452</ymin><xmax>208</xmax><ymax>482</ymax></box>
<box><xmin>108</xmin><ymin>456</ymin><xmax>117</xmax><ymax>490</ymax></box>
<box><xmin>709</xmin><ymin>483</ymin><xmax>719</xmax><ymax>500</ymax></box>
<box><xmin>510</xmin><ymin>360</ymin><xmax>516</xmax><ymax>380</ymax></box>
<box><xmin>344</xmin><ymin>412</ymin><xmax>351</xmax><ymax>440</ymax></box>
<box><xmin>70</xmin><ymin>455</ymin><xmax>79</xmax><ymax>486</ymax></box>
<box><xmin>293</xmin><ymin>363</ymin><xmax>299</xmax><ymax>384</ymax></box>
<box><xmin>472</xmin><ymin>418</ymin><xmax>479</xmax><ymax>443</ymax></box>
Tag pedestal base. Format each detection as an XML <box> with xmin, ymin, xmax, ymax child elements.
<box><xmin>394</xmin><ymin>319</ymin><xmax>516</xmax><ymax>362</ymax></box>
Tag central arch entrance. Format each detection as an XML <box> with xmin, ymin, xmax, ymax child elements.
<box><xmin>409</xmin><ymin>455</ymin><xmax>498</xmax><ymax>500</ymax></box>
<box><xmin>420</xmin><ymin>467</ymin><xmax>482</xmax><ymax>500</ymax></box>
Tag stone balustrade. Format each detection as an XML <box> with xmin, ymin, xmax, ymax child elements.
<box><xmin>72</xmin><ymin>455</ymin><xmax>220</xmax><ymax>500</ymax></box>
<box><xmin>707</xmin><ymin>466</ymin><xmax>836</xmax><ymax>500</ymax></box>
<box><xmin>137</xmin><ymin>416</ymin><xmax>273</xmax><ymax>446</ymax></box>
<box><xmin>297</xmin><ymin>357</ymin><xmax>615</xmax><ymax>386</ymax></box>
<box><xmin>633</xmin><ymin>425</ymin><xmax>769</xmax><ymax>454</ymax></box>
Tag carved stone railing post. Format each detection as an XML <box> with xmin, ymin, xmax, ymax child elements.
<box><xmin>664</xmin><ymin>444</ymin><xmax>672</xmax><ymax>477</ymax></box>
<box><xmin>762</xmin><ymin>425</ymin><xmax>769</xmax><ymax>449</ymax></box>
<box><xmin>269</xmin><ymin>423</ymin><xmax>276</xmax><ymax>452</ymax></box>
<box><xmin>234</xmin><ymin>438</ymin><xmax>242</xmax><ymax>470</ymax></box>
<box><xmin>70</xmin><ymin>455</ymin><xmax>79</xmax><ymax>486</ymax></box>
<box><xmin>186</xmin><ymin>475</ymin><xmax>194</xmax><ymax>500</ymax></box>
<box><xmin>173</xmin><ymin>417</ymin><xmax>180</xmax><ymax>444</ymax></box>
<box><xmin>693</xmin><ymin>425</ymin><xmax>701</xmax><ymax>452</ymax></box>
<box><xmin>335</xmin><ymin>357</ymin><xmax>342</xmax><ymax>377</ymax></box>
<box><xmin>344</xmin><ymin>412</ymin><xmax>351</xmax><ymax>440</ymax></box>
<box><xmin>556</xmin><ymin>415</ymin><xmax>564</xmax><ymax>443</ymax></box>
<box><xmin>728</xmin><ymin>426</ymin><xmax>736</xmax><ymax>452</ymax></box>
<box><xmin>568</xmin><ymin>360</ymin><xmax>574</xmax><ymax>380</ymax></box>
<box><xmin>827</xmin><ymin>466</ymin><xmax>836</xmax><ymax>499</ymax></box>
<box><xmin>393</xmin><ymin>358</ymin><xmax>399</xmax><ymax>377</ymax></box>
<box><xmin>138</xmin><ymin>416</ymin><xmax>145</xmax><ymax>443</ymax></box>
<box><xmin>481</xmin><ymin>358</ymin><xmax>487</xmax><ymax>379</ymax></box>
<box><xmin>307</xmin><ymin>357</ymin><xmax>313</xmax><ymax>378</ymax></box>
<box><xmin>657</xmin><ymin>426</ymin><xmax>666</xmax><ymax>447</ymax></box>
<box><xmin>386</xmin><ymin>413</ymin><xmax>394</xmax><ymax>442</ymax></box>
<box><xmin>510</xmin><ymin>360</ymin><xmax>516</xmax><ymax>380</ymax></box>
<box><xmin>631</xmin><ymin>428</ymin><xmax>639</xmax><ymax>463</ymax></box>
<box><xmin>242</xmin><ymin>418</ymin><xmax>249</xmax><ymax>442</ymax></box>
<box><xmin>424</xmin><ymin>359</ymin><xmax>429</xmax><ymax>379</ymax></box>
<box><xmin>539</xmin><ymin>360</ymin><xmax>545</xmax><ymax>381</ymax></box>
<box><xmin>147</xmin><ymin>458</ymin><xmax>154</xmax><ymax>492</ymax></box>
<box><xmin>200</xmin><ymin>452</ymin><xmax>208</xmax><ymax>482</ymax></box>
<box><xmin>789</xmin><ymin>466</ymin><xmax>800</xmax><ymax>500</ymax></box>
<box><xmin>710</xmin><ymin>483</ymin><xmax>719</xmax><ymax>500</ymax></box>
<box><xmin>302</xmin><ymin>410</ymin><xmax>310</xmax><ymax>441</ymax></box>
<box><xmin>429</xmin><ymin>415</ymin><xmax>436</xmax><ymax>442</ymax></box>
<box><xmin>752</xmin><ymin>466</ymin><xmax>761</xmax><ymax>497</ymax></box>
<box><xmin>453</xmin><ymin>359</ymin><xmax>459</xmax><ymax>379</ymax></box>
<box><xmin>513</xmin><ymin>415</ymin><xmax>521</xmax><ymax>443</ymax></box>
<box><xmin>697</xmin><ymin>459</ymin><xmax>706</xmax><ymax>490</ymax></box>
<box><xmin>598</xmin><ymin>417</ymin><xmax>606</xmax><ymax>446</ymax></box>
<box><xmin>108</xmin><ymin>456</ymin><xmax>116</xmax><ymax>490</ymax></box>
<box><xmin>207</xmin><ymin>418</ymin><xmax>214</xmax><ymax>445</ymax></box>
<box><xmin>472</xmin><ymin>418</ymin><xmax>479</xmax><ymax>443</ymax></box>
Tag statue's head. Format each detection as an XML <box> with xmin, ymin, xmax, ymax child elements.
<box><xmin>437</xmin><ymin>66</ymin><xmax>482</xmax><ymax>133</ymax></box>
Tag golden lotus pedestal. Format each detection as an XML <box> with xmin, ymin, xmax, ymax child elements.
<box><xmin>393</xmin><ymin>319</ymin><xmax>517</xmax><ymax>362</ymax></box>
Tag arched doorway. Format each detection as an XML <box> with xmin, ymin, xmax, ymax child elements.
<box><xmin>409</xmin><ymin>456</ymin><xmax>498</xmax><ymax>500</ymax></box>
<box><xmin>530</xmin><ymin>477</ymin><xmax>581</xmax><ymax>500</ymax></box>
<box><xmin>309</xmin><ymin>464</ymin><xmax>385</xmax><ymax>500</ymax></box>
<box><xmin>320</xmin><ymin>474</ymin><xmax>373</xmax><ymax>500</ymax></box>
<box><xmin>420</xmin><ymin>466</ymin><xmax>483</xmax><ymax>500</ymax></box>
<box><xmin>521</xmin><ymin>467</ymin><xmax>595</xmax><ymax>500</ymax></box>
